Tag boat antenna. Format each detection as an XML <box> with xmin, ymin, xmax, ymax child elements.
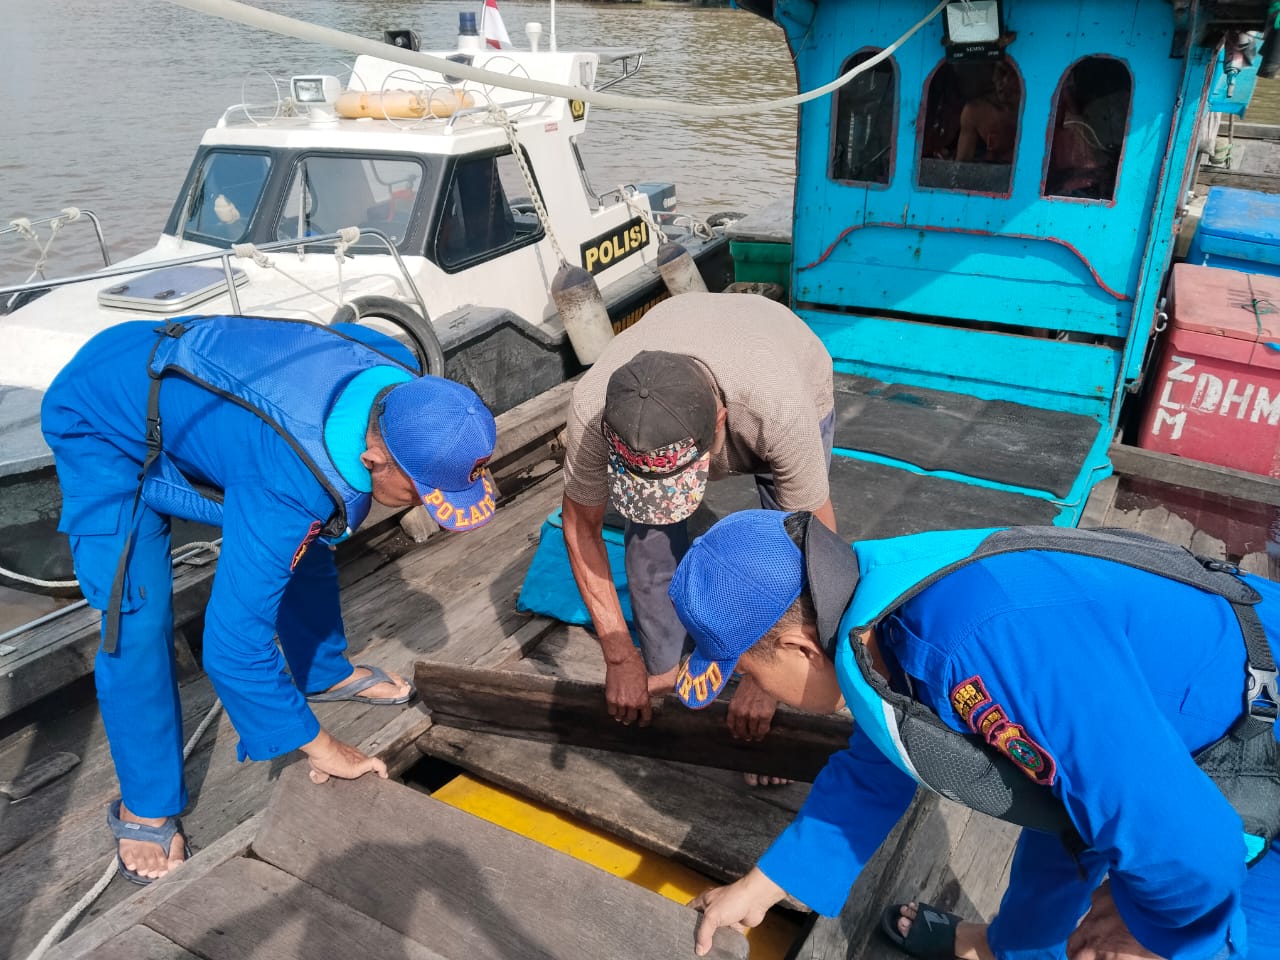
<box><xmin>549</xmin><ymin>0</ymin><xmax>557</xmax><ymax>53</ymax></box>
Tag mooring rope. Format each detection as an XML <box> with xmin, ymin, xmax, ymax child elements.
<box><xmin>161</xmin><ymin>0</ymin><xmax>948</xmax><ymax>119</ymax></box>
<box><xmin>23</xmin><ymin>696</ymin><xmax>224</xmax><ymax>960</ymax></box>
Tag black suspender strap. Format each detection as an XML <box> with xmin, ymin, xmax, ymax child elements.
<box><xmin>1228</xmin><ymin>599</ymin><xmax>1279</xmax><ymax>724</ymax></box>
<box><xmin>101</xmin><ymin>326</ymin><xmax>185</xmax><ymax>654</ymax></box>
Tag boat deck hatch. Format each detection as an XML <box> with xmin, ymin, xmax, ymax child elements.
<box><xmin>831</xmin><ymin>373</ymin><xmax>1099</xmax><ymax>500</ymax></box>
<box><xmin>98</xmin><ymin>265</ymin><xmax>248</xmax><ymax>312</ymax></box>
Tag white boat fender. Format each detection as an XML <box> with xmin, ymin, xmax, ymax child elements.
<box><xmin>656</xmin><ymin>240</ymin><xmax>708</xmax><ymax>296</ymax></box>
<box><xmin>552</xmin><ymin>263</ymin><xmax>614</xmax><ymax>365</ymax></box>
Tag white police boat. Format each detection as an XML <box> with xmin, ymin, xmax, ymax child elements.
<box><xmin>0</xmin><ymin>18</ymin><xmax>734</xmax><ymax>592</ymax></box>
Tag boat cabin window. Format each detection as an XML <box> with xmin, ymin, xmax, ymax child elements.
<box><xmin>1043</xmin><ymin>57</ymin><xmax>1131</xmax><ymax>202</ymax></box>
<box><xmin>432</xmin><ymin>149</ymin><xmax>545</xmax><ymax>272</ymax></box>
<box><xmin>275</xmin><ymin>155</ymin><xmax>424</xmax><ymax>248</ymax></box>
<box><xmin>181</xmin><ymin>151</ymin><xmax>271</xmax><ymax>245</ymax></box>
<box><xmin>917</xmin><ymin>57</ymin><xmax>1022</xmax><ymax>195</ymax></box>
<box><xmin>830</xmin><ymin>50</ymin><xmax>896</xmax><ymax>185</ymax></box>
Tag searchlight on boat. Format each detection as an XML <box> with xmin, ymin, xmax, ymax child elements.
<box><xmin>943</xmin><ymin>0</ymin><xmax>1006</xmax><ymax>61</ymax></box>
<box><xmin>290</xmin><ymin>75</ymin><xmax>340</xmax><ymax>104</ymax></box>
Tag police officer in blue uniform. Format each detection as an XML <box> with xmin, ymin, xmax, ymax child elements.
<box><xmin>41</xmin><ymin>315</ymin><xmax>498</xmax><ymax>885</ymax></box>
<box><xmin>667</xmin><ymin>510</ymin><xmax>1280</xmax><ymax>960</ymax></box>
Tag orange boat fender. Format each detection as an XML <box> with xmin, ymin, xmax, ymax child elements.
<box><xmin>334</xmin><ymin>88</ymin><xmax>475</xmax><ymax>120</ymax></box>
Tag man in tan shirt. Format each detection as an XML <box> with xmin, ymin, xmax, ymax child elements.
<box><xmin>562</xmin><ymin>293</ymin><xmax>837</xmax><ymax>754</ymax></box>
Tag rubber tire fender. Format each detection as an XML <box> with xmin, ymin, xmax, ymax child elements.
<box><xmin>330</xmin><ymin>295</ymin><xmax>445</xmax><ymax>378</ymax></box>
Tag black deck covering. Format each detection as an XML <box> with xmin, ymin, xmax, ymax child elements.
<box><xmin>832</xmin><ymin>373</ymin><xmax>1100</xmax><ymax>499</ymax></box>
<box><xmin>605</xmin><ymin>453</ymin><xmax>1059</xmax><ymax>543</ymax></box>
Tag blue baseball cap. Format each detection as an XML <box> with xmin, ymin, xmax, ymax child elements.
<box><xmin>378</xmin><ymin>376</ymin><xmax>498</xmax><ymax>532</ymax></box>
<box><xmin>669</xmin><ymin>510</ymin><xmax>805</xmax><ymax>708</ymax></box>
<box><xmin>669</xmin><ymin>509</ymin><xmax>859</xmax><ymax>708</ymax></box>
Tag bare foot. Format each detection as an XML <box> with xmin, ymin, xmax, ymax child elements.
<box><xmin>895</xmin><ymin>903</ymin><xmax>994</xmax><ymax>960</ymax></box>
<box><xmin>322</xmin><ymin>666</ymin><xmax>410</xmax><ymax>701</ymax></box>
<box><xmin>743</xmin><ymin>773</ymin><xmax>794</xmax><ymax>788</ymax></box>
<box><xmin>117</xmin><ymin>802</ymin><xmax>186</xmax><ymax>881</ymax></box>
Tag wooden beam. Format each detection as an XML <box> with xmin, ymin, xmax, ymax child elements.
<box><xmin>1108</xmin><ymin>443</ymin><xmax>1280</xmax><ymax>507</ymax></box>
<box><xmin>1196</xmin><ymin>166</ymin><xmax>1280</xmax><ymax>194</ymax></box>
<box><xmin>413</xmin><ymin>661</ymin><xmax>852</xmax><ymax>782</ymax></box>
<box><xmin>1229</xmin><ymin>121</ymin><xmax>1280</xmax><ymax>141</ymax></box>
<box><xmin>254</xmin><ymin>765</ymin><xmax>750</xmax><ymax>960</ymax></box>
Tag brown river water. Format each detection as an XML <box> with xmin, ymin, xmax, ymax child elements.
<box><xmin>0</xmin><ymin>0</ymin><xmax>799</xmax><ymax>277</ymax></box>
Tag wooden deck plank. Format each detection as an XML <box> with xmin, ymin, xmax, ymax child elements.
<box><xmin>44</xmin><ymin>814</ymin><xmax>260</xmax><ymax>960</ymax></box>
<box><xmin>1109</xmin><ymin>444</ymin><xmax>1280</xmax><ymax>507</ymax></box>
<box><xmin>417</xmin><ymin>723</ymin><xmax>805</xmax><ymax>890</ymax></box>
<box><xmin>1078</xmin><ymin>475</ymin><xmax>1118</xmax><ymax>529</ymax></box>
<box><xmin>798</xmin><ymin>793</ymin><xmax>1019</xmax><ymax>960</ymax></box>
<box><xmin>414</xmin><ymin>661</ymin><xmax>851</xmax><ymax>782</ymax></box>
<box><xmin>86</xmin><ymin>924</ymin><xmax>203</xmax><ymax>960</ymax></box>
<box><xmin>143</xmin><ymin>856</ymin><xmax>448</xmax><ymax>960</ymax></box>
<box><xmin>3</xmin><ymin>474</ymin><xmax>564</xmax><ymax>960</ymax></box>
<box><xmin>253</xmin><ymin>765</ymin><xmax>750</xmax><ymax>960</ymax></box>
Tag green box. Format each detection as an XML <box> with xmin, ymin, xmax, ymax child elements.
<box><xmin>730</xmin><ymin>240</ymin><xmax>792</xmax><ymax>300</ymax></box>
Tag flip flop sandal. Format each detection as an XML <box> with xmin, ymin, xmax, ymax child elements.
<box><xmin>879</xmin><ymin>902</ymin><xmax>965</xmax><ymax>960</ymax></box>
<box><xmin>305</xmin><ymin>663</ymin><xmax>416</xmax><ymax>705</ymax></box>
<box><xmin>107</xmin><ymin>798</ymin><xmax>191</xmax><ymax>885</ymax></box>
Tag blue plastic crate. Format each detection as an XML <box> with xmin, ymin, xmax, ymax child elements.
<box><xmin>1186</xmin><ymin>186</ymin><xmax>1280</xmax><ymax>278</ymax></box>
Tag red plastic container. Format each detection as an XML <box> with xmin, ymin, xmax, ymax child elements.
<box><xmin>1139</xmin><ymin>263</ymin><xmax>1280</xmax><ymax>477</ymax></box>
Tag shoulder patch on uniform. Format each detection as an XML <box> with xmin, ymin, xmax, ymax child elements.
<box><xmin>950</xmin><ymin>676</ymin><xmax>993</xmax><ymax>732</ymax></box>
<box><xmin>291</xmin><ymin>520</ymin><xmax>323</xmax><ymax>572</ymax></box>
<box><xmin>976</xmin><ymin>703</ymin><xmax>1007</xmax><ymax>739</ymax></box>
<box><xmin>986</xmin><ymin>718</ymin><xmax>1057</xmax><ymax>787</ymax></box>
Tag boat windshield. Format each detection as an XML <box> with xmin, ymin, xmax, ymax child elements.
<box><xmin>274</xmin><ymin>155</ymin><xmax>426</xmax><ymax>248</ymax></box>
<box><xmin>180</xmin><ymin>150</ymin><xmax>272</xmax><ymax>245</ymax></box>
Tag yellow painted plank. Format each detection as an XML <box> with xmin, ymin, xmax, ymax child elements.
<box><xmin>433</xmin><ymin>774</ymin><xmax>800</xmax><ymax>959</ymax></box>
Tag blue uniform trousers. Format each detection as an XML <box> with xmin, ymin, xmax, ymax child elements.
<box><xmin>62</xmin><ymin>440</ymin><xmax>353</xmax><ymax>817</ymax></box>
<box><xmin>989</xmin><ymin>831</ymin><xmax>1280</xmax><ymax>959</ymax></box>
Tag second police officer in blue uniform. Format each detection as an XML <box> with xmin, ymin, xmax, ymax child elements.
<box><xmin>668</xmin><ymin>509</ymin><xmax>1280</xmax><ymax>960</ymax></box>
<box><xmin>42</xmin><ymin>315</ymin><xmax>499</xmax><ymax>885</ymax></box>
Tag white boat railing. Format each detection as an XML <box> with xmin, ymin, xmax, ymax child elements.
<box><xmin>0</xmin><ymin>227</ymin><xmax>431</xmax><ymax>327</ymax></box>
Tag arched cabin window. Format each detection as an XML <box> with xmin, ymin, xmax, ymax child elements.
<box><xmin>830</xmin><ymin>50</ymin><xmax>896</xmax><ymax>185</ymax></box>
<box><xmin>917</xmin><ymin>56</ymin><xmax>1023</xmax><ymax>196</ymax></box>
<box><xmin>1043</xmin><ymin>57</ymin><xmax>1132</xmax><ymax>202</ymax></box>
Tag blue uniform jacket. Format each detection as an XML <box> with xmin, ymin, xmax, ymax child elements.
<box><xmin>758</xmin><ymin>550</ymin><xmax>1280</xmax><ymax>959</ymax></box>
<box><xmin>42</xmin><ymin>321</ymin><xmax>399</xmax><ymax>761</ymax></box>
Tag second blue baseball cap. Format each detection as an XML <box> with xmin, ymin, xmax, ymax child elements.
<box><xmin>378</xmin><ymin>376</ymin><xmax>498</xmax><ymax>531</ymax></box>
<box><xmin>668</xmin><ymin>510</ymin><xmax>805</xmax><ymax>708</ymax></box>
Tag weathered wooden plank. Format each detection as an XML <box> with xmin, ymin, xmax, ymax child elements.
<box><xmin>253</xmin><ymin>765</ymin><xmax>750</xmax><ymax>960</ymax></box>
<box><xmin>417</xmin><ymin>723</ymin><xmax>806</xmax><ymax>889</ymax></box>
<box><xmin>1196</xmin><ymin>166</ymin><xmax>1280</xmax><ymax>194</ymax></box>
<box><xmin>489</xmin><ymin>377</ymin><xmax>575</xmax><ymax>471</ymax></box>
<box><xmin>86</xmin><ymin>924</ymin><xmax>202</xmax><ymax>960</ymax></box>
<box><xmin>144</xmin><ymin>856</ymin><xmax>448</xmax><ymax>960</ymax></box>
<box><xmin>1078</xmin><ymin>475</ymin><xmax>1118</xmax><ymax>529</ymax></box>
<box><xmin>797</xmin><ymin>792</ymin><xmax>1019</xmax><ymax>960</ymax></box>
<box><xmin>43</xmin><ymin>814</ymin><xmax>260</xmax><ymax>960</ymax></box>
<box><xmin>1110</xmin><ymin>443</ymin><xmax>1280</xmax><ymax>506</ymax></box>
<box><xmin>6</xmin><ymin>475</ymin><xmax>564</xmax><ymax>960</ymax></box>
<box><xmin>414</xmin><ymin>661</ymin><xmax>852</xmax><ymax>782</ymax></box>
<box><xmin>1230</xmin><ymin>121</ymin><xmax>1280</xmax><ymax>141</ymax></box>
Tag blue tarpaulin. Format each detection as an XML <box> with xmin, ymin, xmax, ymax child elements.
<box><xmin>516</xmin><ymin>509</ymin><xmax>637</xmax><ymax>636</ymax></box>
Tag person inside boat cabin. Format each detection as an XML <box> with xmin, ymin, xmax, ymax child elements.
<box><xmin>956</xmin><ymin>59</ymin><xmax>1019</xmax><ymax>165</ymax></box>
<box><xmin>559</xmin><ymin>293</ymin><xmax>836</xmax><ymax>775</ymax></box>
<box><xmin>41</xmin><ymin>315</ymin><xmax>498</xmax><ymax>885</ymax></box>
<box><xmin>670</xmin><ymin>510</ymin><xmax>1280</xmax><ymax>960</ymax></box>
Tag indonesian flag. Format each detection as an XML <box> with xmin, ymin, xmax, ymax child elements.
<box><xmin>481</xmin><ymin>0</ymin><xmax>511</xmax><ymax>49</ymax></box>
